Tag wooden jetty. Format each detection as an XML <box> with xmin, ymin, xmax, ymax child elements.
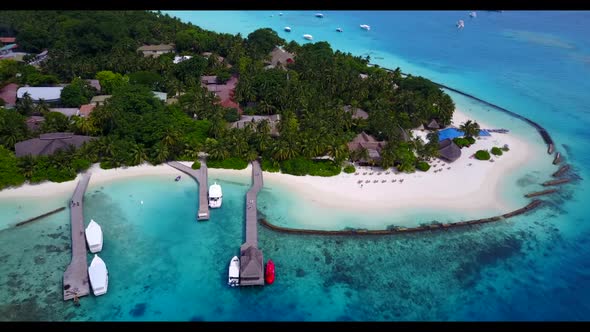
<box><xmin>525</xmin><ymin>189</ymin><xmax>558</xmax><ymax>198</ymax></box>
<box><xmin>15</xmin><ymin>207</ymin><xmax>65</xmax><ymax>227</ymax></box>
<box><xmin>552</xmin><ymin>164</ymin><xmax>570</xmax><ymax>177</ymax></box>
<box><xmin>259</xmin><ymin>200</ymin><xmax>543</xmax><ymax>236</ymax></box>
<box><xmin>167</xmin><ymin>161</ymin><xmax>209</xmax><ymax>221</ymax></box>
<box><xmin>542</xmin><ymin>178</ymin><xmax>572</xmax><ymax>187</ymax></box>
<box><xmin>63</xmin><ymin>173</ymin><xmax>91</xmax><ymax>301</ymax></box>
<box><xmin>239</xmin><ymin>160</ymin><xmax>265</xmax><ymax>286</ymax></box>
<box><xmin>553</xmin><ymin>152</ymin><xmax>562</xmax><ymax>165</ymax></box>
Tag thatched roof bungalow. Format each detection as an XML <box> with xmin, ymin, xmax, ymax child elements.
<box><xmin>347</xmin><ymin>132</ymin><xmax>386</xmax><ymax>164</ymax></box>
<box><xmin>239</xmin><ymin>244</ymin><xmax>264</xmax><ymax>286</ymax></box>
<box><xmin>427</xmin><ymin>119</ymin><xmax>440</xmax><ymax>130</ymax></box>
<box><xmin>15</xmin><ymin>132</ymin><xmax>94</xmax><ymax>157</ymax></box>
<box><xmin>342</xmin><ymin>105</ymin><xmax>369</xmax><ymax>120</ymax></box>
<box><xmin>438</xmin><ymin>138</ymin><xmax>461</xmax><ymax>162</ymax></box>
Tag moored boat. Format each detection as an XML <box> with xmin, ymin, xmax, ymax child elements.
<box><xmin>175</xmin><ymin>175</ymin><xmax>181</xmax><ymax>182</ymax></box>
<box><xmin>336</xmin><ymin>28</ymin><xmax>343</xmax><ymax>32</ymax></box>
<box><xmin>208</xmin><ymin>182</ymin><xmax>223</xmax><ymax>208</ymax></box>
<box><xmin>228</xmin><ymin>256</ymin><xmax>240</xmax><ymax>287</ymax></box>
<box><xmin>88</xmin><ymin>254</ymin><xmax>108</xmax><ymax>296</ymax></box>
<box><xmin>469</xmin><ymin>11</ymin><xmax>477</xmax><ymax>18</ymax></box>
<box><xmin>315</xmin><ymin>13</ymin><xmax>324</xmax><ymax>18</ymax></box>
<box><xmin>85</xmin><ymin>219</ymin><xmax>103</xmax><ymax>253</ymax></box>
<box><xmin>360</xmin><ymin>24</ymin><xmax>371</xmax><ymax>31</ymax></box>
<box><xmin>457</xmin><ymin>20</ymin><xmax>465</xmax><ymax>29</ymax></box>
<box><xmin>303</xmin><ymin>34</ymin><xmax>313</xmax><ymax>41</ymax></box>
<box><xmin>265</xmin><ymin>259</ymin><xmax>275</xmax><ymax>285</ymax></box>
<box><xmin>284</xmin><ymin>26</ymin><xmax>291</xmax><ymax>32</ymax></box>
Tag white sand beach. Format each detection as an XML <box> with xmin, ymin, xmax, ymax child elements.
<box><xmin>0</xmin><ymin>108</ymin><xmax>533</xmax><ymax>216</ymax></box>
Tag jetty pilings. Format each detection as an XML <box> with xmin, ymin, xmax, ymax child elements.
<box><xmin>525</xmin><ymin>189</ymin><xmax>558</xmax><ymax>198</ymax></box>
<box><xmin>542</xmin><ymin>178</ymin><xmax>572</xmax><ymax>186</ymax></box>
<box><xmin>15</xmin><ymin>207</ymin><xmax>66</xmax><ymax>227</ymax></box>
<box><xmin>552</xmin><ymin>165</ymin><xmax>570</xmax><ymax>177</ymax></box>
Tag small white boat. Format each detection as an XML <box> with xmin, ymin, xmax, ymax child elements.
<box><xmin>303</xmin><ymin>34</ymin><xmax>313</xmax><ymax>41</ymax></box>
<box><xmin>457</xmin><ymin>20</ymin><xmax>465</xmax><ymax>29</ymax></box>
<box><xmin>360</xmin><ymin>24</ymin><xmax>371</xmax><ymax>31</ymax></box>
<box><xmin>208</xmin><ymin>182</ymin><xmax>223</xmax><ymax>208</ymax></box>
<box><xmin>228</xmin><ymin>256</ymin><xmax>240</xmax><ymax>287</ymax></box>
<box><xmin>315</xmin><ymin>13</ymin><xmax>324</xmax><ymax>18</ymax></box>
<box><xmin>279</xmin><ymin>13</ymin><xmax>283</xmax><ymax>16</ymax></box>
<box><xmin>88</xmin><ymin>254</ymin><xmax>108</xmax><ymax>296</ymax></box>
<box><xmin>85</xmin><ymin>219</ymin><xmax>103</xmax><ymax>253</ymax></box>
<box><xmin>469</xmin><ymin>11</ymin><xmax>477</xmax><ymax>18</ymax></box>
<box><xmin>336</xmin><ymin>28</ymin><xmax>343</xmax><ymax>32</ymax></box>
<box><xmin>284</xmin><ymin>26</ymin><xmax>291</xmax><ymax>32</ymax></box>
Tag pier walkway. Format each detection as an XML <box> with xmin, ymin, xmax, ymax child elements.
<box><xmin>239</xmin><ymin>160</ymin><xmax>265</xmax><ymax>286</ymax></box>
<box><xmin>167</xmin><ymin>161</ymin><xmax>209</xmax><ymax>221</ymax></box>
<box><xmin>63</xmin><ymin>173</ymin><xmax>91</xmax><ymax>301</ymax></box>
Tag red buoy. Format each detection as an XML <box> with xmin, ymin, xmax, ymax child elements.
<box><xmin>265</xmin><ymin>259</ymin><xmax>275</xmax><ymax>285</ymax></box>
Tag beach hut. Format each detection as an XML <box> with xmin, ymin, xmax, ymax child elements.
<box><xmin>15</xmin><ymin>132</ymin><xmax>95</xmax><ymax>157</ymax></box>
<box><xmin>137</xmin><ymin>44</ymin><xmax>175</xmax><ymax>57</ymax></box>
<box><xmin>438</xmin><ymin>138</ymin><xmax>462</xmax><ymax>162</ymax></box>
<box><xmin>427</xmin><ymin>119</ymin><xmax>440</xmax><ymax>130</ymax></box>
<box><xmin>342</xmin><ymin>105</ymin><xmax>369</xmax><ymax>120</ymax></box>
<box><xmin>239</xmin><ymin>244</ymin><xmax>264</xmax><ymax>286</ymax></box>
<box><xmin>416</xmin><ymin>124</ymin><xmax>425</xmax><ymax>131</ymax></box>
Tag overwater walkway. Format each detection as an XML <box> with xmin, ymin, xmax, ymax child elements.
<box><xmin>167</xmin><ymin>161</ymin><xmax>210</xmax><ymax>220</ymax></box>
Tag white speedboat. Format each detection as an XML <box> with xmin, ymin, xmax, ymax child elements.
<box><xmin>336</xmin><ymin>28</ymin><xmax>343</xmax><ymax>32</ymax></box>
<box><xmin>228</xmin><ymin>256</ymin><xmax>240</xmax><ymax>287</ymax></box>
<box><xmin>469</xmin><ymin>11</ymin><xmax>477</xmax><ymax>18</ymax></box>
<box><xmin>284</xmin><ymin>26</ymin><xmax>291</xmax><ymax>32</ymax></box>
<box><xmin>303</xmin><ymin>34</ymin><xmax>313</xmax><ymax>41</ymax></box>
<box><xmin>457</xmin><ymin>20</ymin><xmax>465</xmax><ymax>29</ymax></box>
<box><xmin>315</xmin><ymin>13</ymin><xmax>324</xmax><ymax>18</ymax></box>
<box><xmin>88</xmin><ymin>254</ymin><xmax>108</xmax><ymax>296</ymax></box>
<box><xmin>360</xmin><ymin>24</ymin><xmax>371</xmax><ymax>31</ymax></box>
<box><xmin>279</xmin><ymin>13</ymin><xmax>283</xmax><ymax>16</ymax></box>
<box><xmin>85</xmin><ymin>219</ymin><xmax>103</xmax><ymax>253</ymax></box>
<box><xmin>208</xmin><ymin>182</ymin><xmax>223</xmax><ymax>208</ymax></box>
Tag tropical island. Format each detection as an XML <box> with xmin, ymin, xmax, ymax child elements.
<box><xmin>0</xmin><ymin>10</ymin><xmax>538</xmax><ymax>222</ymax></box>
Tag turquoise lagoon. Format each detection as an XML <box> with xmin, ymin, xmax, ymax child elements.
<box><xmin>1</xmin><ymin>11</ymin><xmax>590</xmax><ymax>320</ymax></box>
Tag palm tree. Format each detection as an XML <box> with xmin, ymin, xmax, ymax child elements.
<box><xmin>129</xmin><ymin>143</ymin><xmax>147</xmax><ymax>166</ymax></box>
<box><xmin>152</xmin><ymin>143</ymin><xmax>169</xmax><ymax>164</ymax></box>
<box><xmin>18</xmin><ymin>155</ymin><xmax>36</xmax><ymax>180</ymax></box>
<box><xmin>459</xmin><ymin>120</ymin><xmax>480</xmax><ymax>138</ymax></box>
<box><xmin>205</xmin><ymin>138</ymin><xmax>229</xmax><ymax>160</ymax></box>
<box><xmin>245</xmin><ymin>149</ymin><xmax>259</xmax><ymax>162</ymax></box>
<box><xmin>71</xmin><ymin>116</ymin><xmax>95</xmax><ymax>135</ymax></box>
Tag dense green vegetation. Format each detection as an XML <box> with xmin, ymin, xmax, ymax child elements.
<box><xmin>491</xmin><ymin>146</ymin><xmax>503</xmax><ymax>156</ymax></box>
<box><xmin>0</xmin><ymin>10</ymin><xmax>457</xmax><ymax>187</ymax></box>
<box><xmin>343</xmin><ymin>164</ymin><xmax>356</xmax><ymax>174</ymax></box>
<box><xmin>459</xmin><ymin>120</ymin><xmax>480</xmax><ymax>138</ymax></box>
<box><xmin>475</xmin><ymin>150</ymin><xmax>491</xmax><ymax>160</ymax></box>
<box><xmin>416</xmin><ymin>161</ymin><xmax>431</xmax><ymax>172</ymax></box>
<box><xmin>453</xmin><ymin>137</ymin><xmax>471</xmax><ymax>148</ymax></box>
<box><xmin>0</xmin><ymin>146</ymin><xmax>25</xmax><ymax>189</ymax></box>
<box><xmin>191</xmin><ymin>160</ymin><xmax>201</xmax><ymax>169</ymax></box>
<box><xmin>207</xmin><ymin>157</ymin><xmax>248</xmax><ymax>170</ymax></box>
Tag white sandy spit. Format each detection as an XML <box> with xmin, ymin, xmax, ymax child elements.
<box><xmin>0</xmin><ymin>109</ymin><xmax>532</xmax><ymax>216</ymax></box>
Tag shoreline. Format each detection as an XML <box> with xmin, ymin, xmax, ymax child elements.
<box><xmin>0</xmin><ymin>108</ymin><xmax>540</xmax><ymax>228</ymax></box>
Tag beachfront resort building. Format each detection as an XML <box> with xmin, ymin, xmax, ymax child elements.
<box><xmin>264</xmin><ymin>47</ymin><xmax>294</xmax><ymax>69</ymax></box>
<box><xmin>79</xmin><ymin>104</ymin><xmax>96</xmax><ymax>118</ymax></box>
<box><xmin>0</xmin><ymin>83</ymin><xmax>19</xmax><ymax>107</ymax></box>
<box><xmin>347</xmin><ymin>132</ymin><xmax>386</xmax><ymax>165</ymax></box>
<box><xmin>49</xmin><ymin>108</ymin><xmax>80</xmax><ymax>117</ymax></box>
<box><xmin>16</xmin><ymin>87</ymin><xmax>64</xmax><ymax>103</ymax></box>
<box><xmin>15</xmin><ymin>132</ymin><xmax>94</xmax><ymax>157</ymax></box>
<box><xmin>342</xmin><ymin>105</ymin><xmax>369</xmax><ymax>120</ymax></box>
<box><xmin>90</xmin><ymin>95</ymin><xmax>112</xmax><ymax>106</ymax></box>
<box><xmin>200</xmin><ymin>75</ymin><xmax>240</xmax><ymax>110</ymax></box>
<box><xmin>230</xmin><ymin>114</ymin><xmax>281</xmax><ymax>137</ymax></box>
<box><xmin>437</xmin><ymin>138</ymin><xmax>462</xmax><ymax>163</ymax></box>
<box><xmin>137</xmin><ymin>44</ymin><xmax>175</xmax><ymax>58</ymax></box>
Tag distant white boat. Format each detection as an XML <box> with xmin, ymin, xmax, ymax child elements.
<box><xmin>208</xmin><ymin>182</ymin><xmax>223</xmax><ymax>208</ymax></box>
<box><xmin>88</xmin><ymin>254</ymin><xmax>108</xmax><ymax>296</ymax></box>
<box><xmin>457</xmin><ymin>20</ymin><xmax>465</xmax><ymax>29</ymax></box>
<box><xmin>315</xmin><ymin>13</ymin><xmax>324</xmax><ymax>18</ymax></box>
<box><xmin>336</xmin><ymin>28</ymin><xmax>343</xmax><ymax>32</ymax></box>
<box><xmin>469</xmin><ymin>11</ymin><xmax>477</xmax><ymax>18</ymax></box>
<box><xmin>360</xmin><ymin>24</ymin><xmax>371</xmax><ymax>31</ymax></box>
<box><xmin>228</xmin><ymin>256</ymin><xmax>240</xmax><ymax>287</ymax></box>
<box><xmin>279</xmin><ymin>13</ymin><xmax>283</xmax><ymax>16</ymax></box>
<box><xmin>85</xmin><ymin>219</ymin><xmax>103</xmax><ymax>253</ymax></box>
<box><xmin>303</xmin><ymin>34</ymin><xmax>313</xmax><ymax>40</ymax></box>
<box><xmin>284</xmin><ymin>26</ymin><xmax>291</xmax><ymax>32</ymax></box>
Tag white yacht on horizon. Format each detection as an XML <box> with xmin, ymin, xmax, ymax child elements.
<box><xmin>208</xmin><ymin>182</ymin><xmax>223</xmax><ymax>208</ymax></box>
<box><xmin>85</xmin><ymin>219</ymin><xmax>103</xmax><ymax>253</ymax></box>
<box><xmin>303</xmin><ymin>34</ymin><xmax>313</xmax><ymax>40</ymax></box>
<box><xmin>457</xmin><ymin>20</ymin><xmax>465</xmax><ymax>29</ymax></box>
<box><xmin>360</xmin><ymin>24</ymin><xmax>371</xmax><ymax>31</ymax></box>
<box><xmin>88</xmin><ymin>254</ymin><xmax>108</xmax><ymax>296</ymax></box>
<box><xmin>228</xmin><ymin>256</ymin><xmax>240</xmax><ymax>287</ymax></box>
<box><xmin>315</xmin><ymin>13</ymin><xmax>324</xmax><ymax>18</ymax></box>
<box><xmin>469</xmin><ymin>11</ymin><xmax>477</xmax><ymax>18</ymax></box>
<box><xmin>284</xmin><ymin>26</ymin><xmax>291</xmax><ymax>32</ymax></box>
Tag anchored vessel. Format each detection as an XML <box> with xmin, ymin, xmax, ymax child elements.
<box><xmin>208</xmin><ymin>182</ymin><xmax>223</xmax><ymax>208</ymax></box>
<box><xmin>265</xmin><ymin>259</ymin><xmax>275</xmax><ymax>285</ymax></box>
<box><xmin>360</xmin><ymin>24</ymin><xmax>371</xmax><ymax>31</ymax></box>
<box><xmin>85</xmin><ymin>219</ymin><xmax>103</xmax><ymax>253</ymax></box>
<box><xmin>284</xmin><ymin>26</ymin><xmax>291</xmax><ymax>32</ymax></box>
<box><xmin>88</xmin><ymin>254</ymin><xmax>108</xmax><ymax>296</ymax></box>
<box><xmin>228</xmin><ymin>256</ymin><xmax>240</xmax><ymax>287</ymax></box>
<box><xmin>303</xmin><ymin>34</ymin><xmax>313</xmax><ymax>40</ymax></box>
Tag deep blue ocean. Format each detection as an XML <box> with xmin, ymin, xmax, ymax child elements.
<box><xmin>1</xmin><ymin>11</ymin><xmax>589</xmax><ymax>321</ymax></box>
